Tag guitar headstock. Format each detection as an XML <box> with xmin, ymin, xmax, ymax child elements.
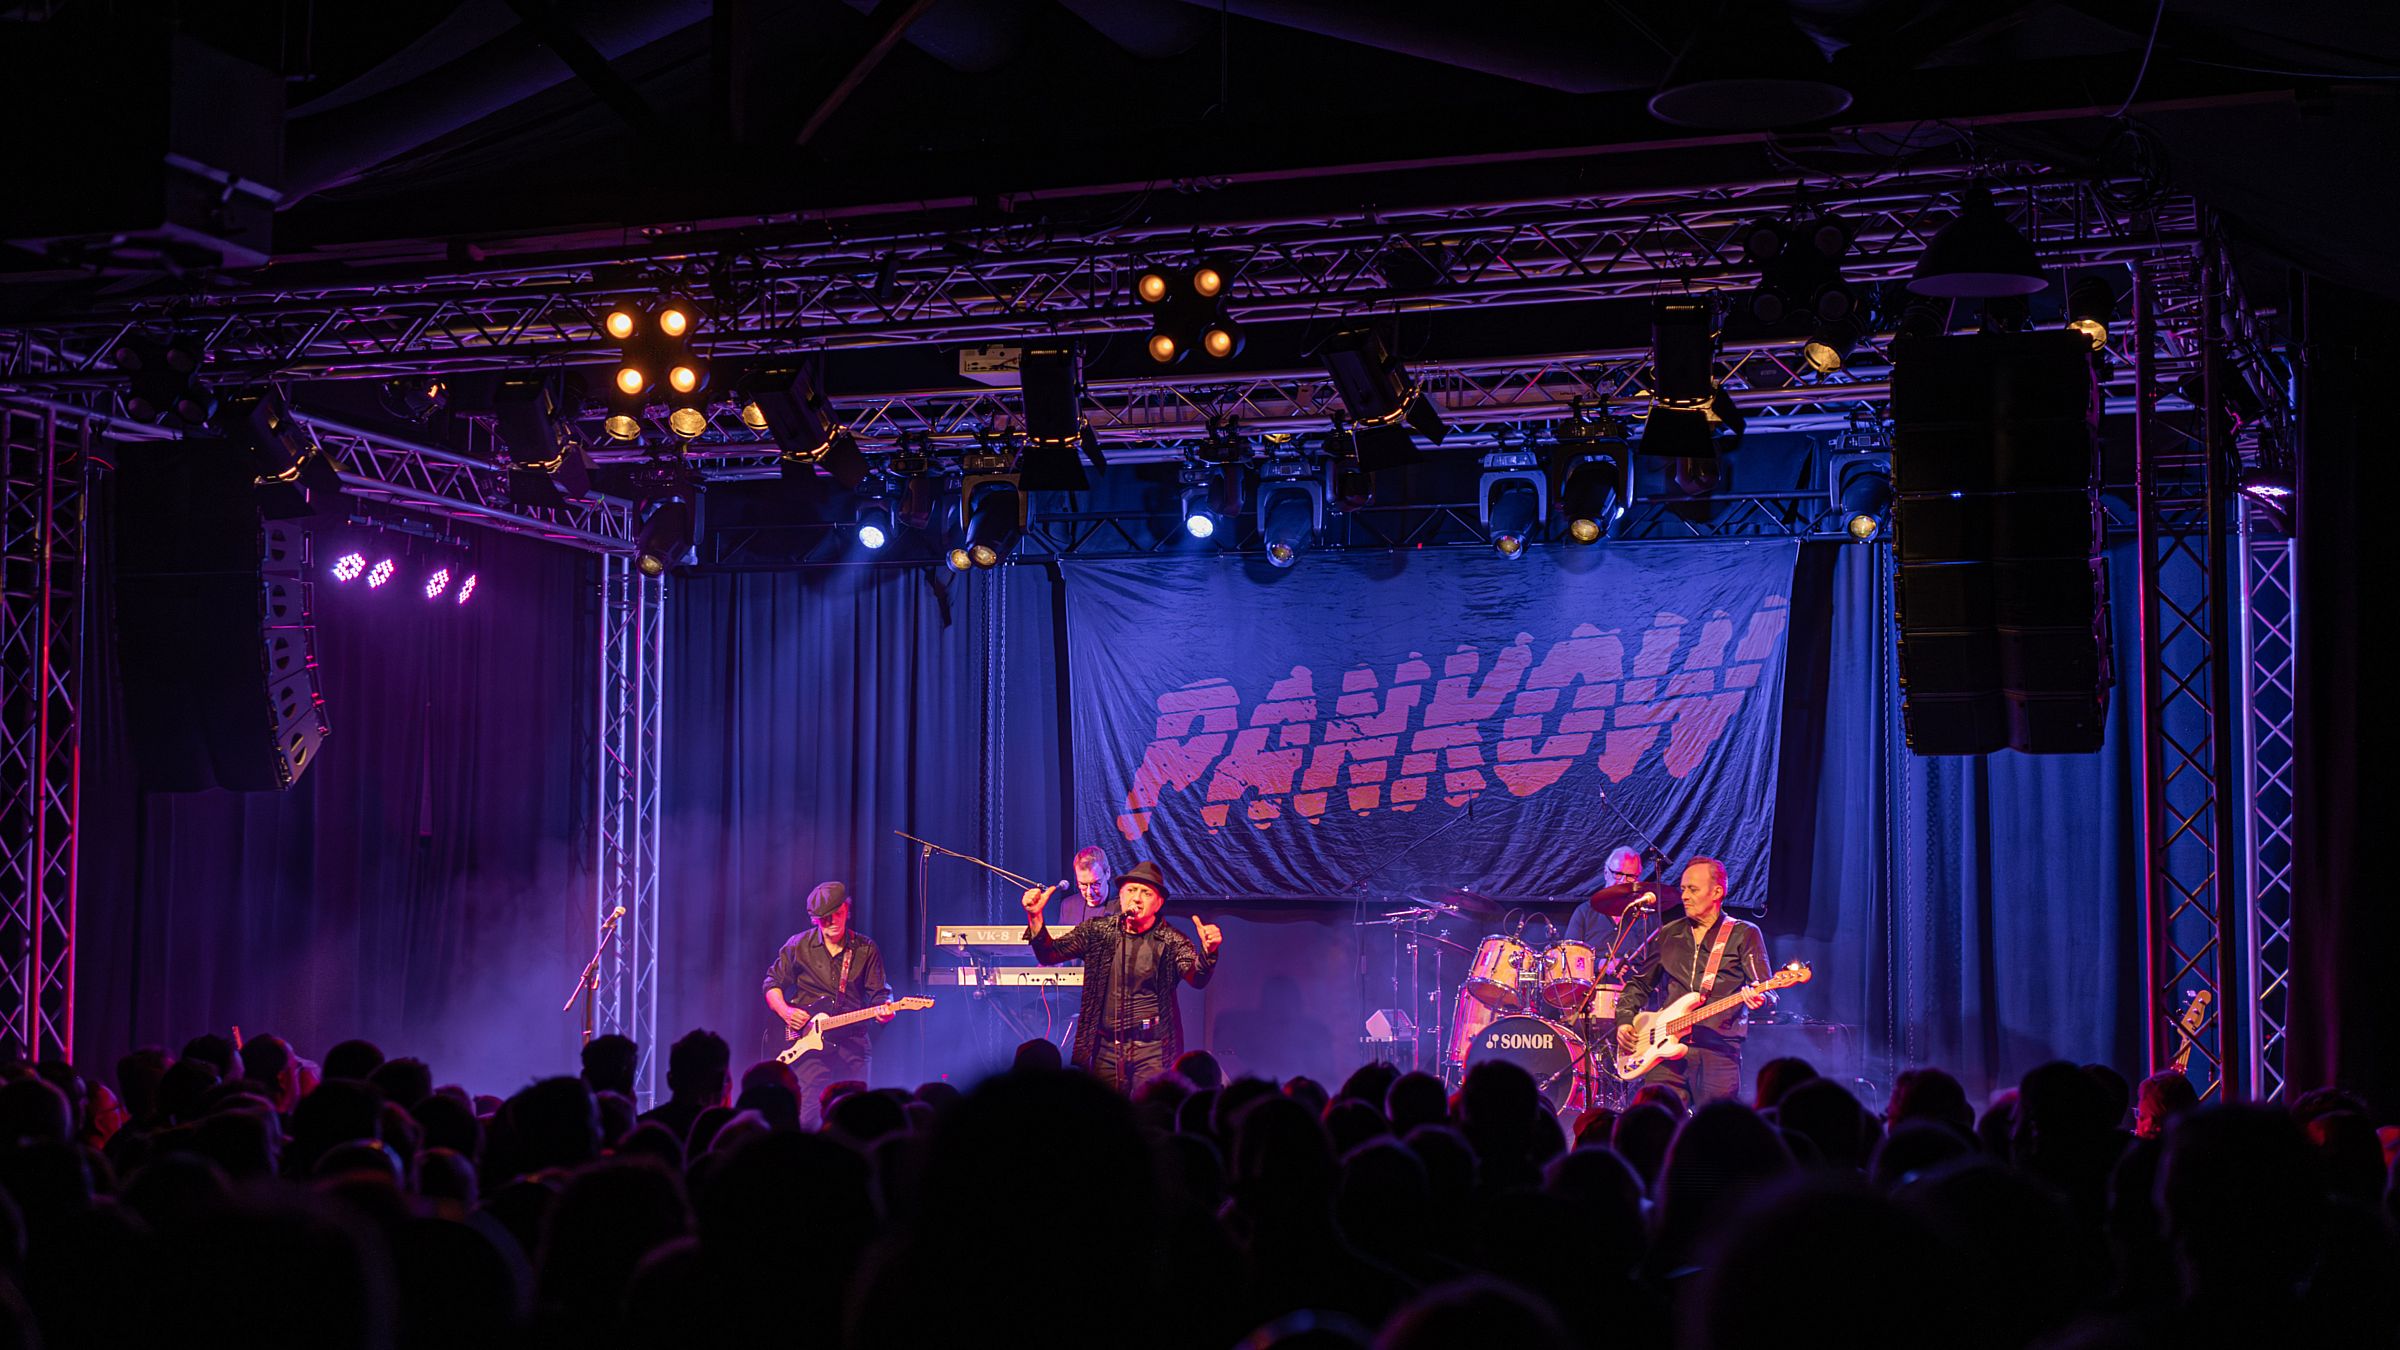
<box><xmin>1766</xmin><ymin>960</ymin><xmax>1814</xmax><ymax>990</ymax></box>
<box><xmin>897</xmin><ymin>995</ymin><xmax>936</xmax><ymax>1011</ymax></box>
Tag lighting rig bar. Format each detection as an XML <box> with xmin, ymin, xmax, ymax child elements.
<box><xmin>1</xmin><ymin>166</ymin><xmax>2191</xmax><ymax>384</ymax></box>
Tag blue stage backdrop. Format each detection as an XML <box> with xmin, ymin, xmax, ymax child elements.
<box><xmin>1065</xmin><ymin>543</ymin><xmax>1799</xmax><ymax>904</ymax></box>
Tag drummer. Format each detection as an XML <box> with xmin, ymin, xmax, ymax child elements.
<box><xmin>1565</xmin><ymin>846</ymin><xmax>1662</xmax><ymax>960</ymax></box>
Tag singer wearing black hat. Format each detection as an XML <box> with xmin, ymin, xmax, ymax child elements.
<box><xmin>1021</xmin><ymin>859</ymin><xmax>1223</xmax><ymax>1091</ymax></box>
<box><xmin>763</xmin><ymin>881</ymin><xmax>894</xmax><ymax>1127</ymax></box>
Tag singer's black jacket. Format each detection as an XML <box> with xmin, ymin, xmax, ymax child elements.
<box><xmin>1025</xmin><ymin>914</ymin><xmax>1216</xmax><ymax>1072</ymax></box>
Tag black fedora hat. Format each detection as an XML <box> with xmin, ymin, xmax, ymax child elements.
<box><xmin>1109</xmin><ymin>860</ymin><xmax>1170</xmax><ymax>903</ymax></box>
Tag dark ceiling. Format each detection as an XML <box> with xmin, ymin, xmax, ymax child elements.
<box><xmin>2</xmin><ymin>0</ymin><xmax>2396</xmax><ymax>305</ymax></box>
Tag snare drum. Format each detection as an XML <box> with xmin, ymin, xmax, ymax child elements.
<box><xmin>1445</xmin><ymin>986</ymin><xmax>1496</xmax><ymax>1067</ymax></box>
<box><xmin>1538</xmin><ymin>941</ymin><xmax>1598</xmax><ymax>1010</ymax></box>
<box><xmin>1465</xmin><ymin>934</ymin><xmax>1534</xmax><ymax>1008</ymax></box>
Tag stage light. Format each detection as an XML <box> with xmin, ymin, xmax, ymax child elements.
<box><xmin>658</xmin><ymin>305</ymin><xmax>691</xmax><ymax>338</ymax></box>
<box><xmin>635</xmin><ymin>500</ymin><xmax>695</xmax><ymax>577</ymax></box>
<box><xmin>1193</xmin><ymin>266</ymin><xmax>1225</xmax><ymax>299</ymax></box>
<box><xmin>112</xmin><ymin>332</ymin><xmax>215</xmax><ymax>427</ymax></box>
<box><xmin>495</xmin><ymin>376</ymin><xmax>592</xmax><ymax>506</ymax></box>
<box><xmin>1319</xmin><ymin>327</ymin><xmax>1446</xmax><ymax>472</ymax></box>
<box><xmin>1257</xmin><ymin>478</ymin><xmax>1323</xmax><ymax>569</ymax></box>
<box><xmin>1148</xmin><ymin>333</ymin><xmax>1179</xmax><ymax>364</ymax></box>
<box><xmin>1181</xmin><ymin>487</ymin><xmax>1220</xmax><ymax>540</ymax></box>
<box><xmin>1909</xmin><ymin>186</ymin><xmax>2047</xmax><ymax>299</ymax></box>
<box><xmin>1894</xmin><ymin>295</ymin><xmax>1953</xmax><ymax>342</ymax></box>
<box><xmin>855</xmin><ymin>498</ymin><xmax>892</xmax><ymax>551</ymax></box>
<box><xmin>2067</xmin><ymin>275</ymin><xmax>2116</xmax><ymax>351</ymax></box>
<box><xmin>1019</xmin><ymin>342</ymin><xmax>1097</xmax><ymax>492</ymax></box>
<box><xmin>2238</xmin><ymin>467</ymin><xmax>2293</xmax><ymax>502</ymax></box>
<box><xmin>1801</xmin><ymin>314</ymin><xmax>1862</xmax><ymax>374</ymax></box>
<box><xmin>379</xmin><ymin>376</ymin><xmax>449</xmax><ymax>422</ymax></box>
<box><xmin>456</xmin><ymin>574</ymin><xmax>478</xmax><ymax>604</ymax></box>
<box><xmin>367</xmin><ymin>558</ymin><xmax>396</xmax><ymax>589</ymax></box>
<box><xmin>735</xmin><ymin>358</ymin><xmax>871</xmax><ymax>488</ymax></box>
<box><xmin>1830</xmin><ymin>451</ymin><xmax>1894</xmax><ymax>541</ymax></box>
<box><xmin>1140</xmin><ymin>260</ymin><xmax>1239</xmax><ymax>367</ymax></box>
<box><xmin>604</xmin><ymin>414</ymin><xmax>643</xmax><ymax>441</ymax></box>
<box><xmin>946</xmin><ymin>546</ymin><xmax>975</xmax><ymax>572</ymax></box>
<box><xmin>424</xmin><ymin>567</ymin><xmax>452</xmax><ymax>600</ymax></box>
<box><xmin>666</xmin><ymin>406</ymin><xmax>709</xmax><ymax>439</ymax></box>
<box><xmin>605</xmin><ymin>307</ymin><xmax>640</xmax><ymax>340</ymax></box>
<box><xmin>1201</xmin><ymin>322</ymin><xmax>1243</xmax><ymax>360</ymax></box>
<box><xmin>1642</xmin><ymin>297</ymin><xmax>1742</xmax><ymax>461</ymax></box>
<box><xmin>668</xmin><ymin>363</ymin><xmax>703</xmax><ymax>395</ymax></box>
<box><xmin>1550</xmin><ymin>408</ymin><xmax>1632</xmax><ymax>544</ymax></box>
<box><xmin>1136</xmin><ymin>271</ymin><xmax>1170</xmax><ymax>304</ymax></box>
<box><xmin>616</xmin><ymin>366</ymin><xmax>647</xmax><ymax>396</ymax></box>
<box><xmin>960</xmin><ymin>479</ymin><xmax>1022</xmax><ymax>567</ymax></box>
<box><xmin>738</xmin><ymin>400</ymin><xmax>770</xmax><ymax>431</ymax></box>
<box><xmin>331</xmin><ymin>552</ymin><xmax>366</xmax><ymax>582</ymax></box>
<box><xmin>1484</xmin><ymin>478</ymin><xmax>1540</xmax><ymax>558</ymax></box>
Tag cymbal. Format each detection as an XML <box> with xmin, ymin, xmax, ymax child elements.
<box><xmin>1401</xmin><ymin>931</ymin><xmax>1476</xmax><ymax>955</ymax></box>
<box><xmin>1587</xmin><ymin>880</ymin><xmax>1668</xmax><ymax>920</ymax></box>
<box><xmin>1421</xmin><ymin>887</ymin><xmax>1503</xmax><ymax>917</ymax></box>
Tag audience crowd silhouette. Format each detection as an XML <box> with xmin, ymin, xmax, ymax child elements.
<box><xmin>0</xmin><ymin>1029</ymin><xmax>2392</xmax><ymax>1349</ymax></box>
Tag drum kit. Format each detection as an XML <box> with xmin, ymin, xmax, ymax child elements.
<box><xmin>1368</xmin><ymin>881</ymin><xmax>1662</xmax><ymax>1116</ymax></box>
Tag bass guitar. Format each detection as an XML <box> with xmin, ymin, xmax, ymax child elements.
<box><xmin>776</xmin><ymin>995</ymin><xmax>936</xmax><ymax>1066</ymax></box>
<box><xmin>1615</xmin><ymin>961</ymin><xmax>1814</xmax><ymax>1080</ymax></box>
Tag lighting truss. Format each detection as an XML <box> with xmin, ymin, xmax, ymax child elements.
<box><xmin>0</xmin><ymin>405</ymin><xmax>85</xmax><ymax>1060</ymax></box>
<box><xmin>2133</xmin><ymin>248</ymin><xmax>2241</xmax><ymax>1102</ymax></box>
<box><xmin>2237</xmin><ymin>510</ymin><xmax>2296</xmax><ymax>1103</ymax></box>
<box><xmin>593</xmin><ymin>556</ymin><xmax>666</xmax><ymax>1105</ymax></box>
<box><xmin>0</xmin><ymin>167</ymin><xmax>2201</xmax><ymax>384</ymax></box>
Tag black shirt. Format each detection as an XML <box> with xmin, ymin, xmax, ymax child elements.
<box><xmin>762</xmin><ymin>929</ymin><xmax>894</xmax><ymax>1052</ymax></box>
<box><xmin>1026</xmin><ymin>915</ymin><xmax>1216</xmax><ymax>1069</ymax></box>
<box><xmin>1613</xmin><ymin>911</ymin><xmax>1773</xmax><ymax>1040</ymax></box>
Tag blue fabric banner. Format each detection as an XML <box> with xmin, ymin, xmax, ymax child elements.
<box><xmin>1065</xmin><ymin>543</ymin><xmax>1800</xmax><ymax>904</ymax></box>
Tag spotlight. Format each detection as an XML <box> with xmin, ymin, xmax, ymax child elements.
<box><xmin>668</xmin><ymin>363</ymin><xmax>704</xmax><ymax>395</ymax></box>
<box><xmin>1319</xmin><ymin>327</ymin><xmax>1446</xmax><ymax>472</ymax></box>
<box><xmin>1642</xmin><ymin>298</ymin><xmax>1742</xmax><ymax>460</ymax></box>
<box><xmin>604</xmin><ymin>414</ymin><xmax>643</xmax><ymax>442</ymax></box>
<box><xmin>1257</xmin><ymin>477</ymin><xmax>1323</xmax><ymax>569</ymax></box>
<box><xmin>366</xmin><ymin>558</ymin><xmax>396</xmax><ymax>589</ymax></box>
<box><xmin>635</xmin><ymin>500</ymin><xmax>695</xmax><ymax>577</ymax></box>
<box><xmin>379</xmin><ymin>376</ymin><xmax>449</xmax><ymax>422</ymax></box>
<box><xmin>1018</xmin><ymin>342</ymin><xmax>1098</xmax><ymax>492</ymax></box>
<box><xmin>1909</xmin><ymin>186</ymin><xmax>2047</xmax><ymax>299</ymax></box>
<box><xmin>1193</xmin><ymin>266</ymin><xmax>1225</xmax><ymax>299</ymax></box>
<box><xmin>112</xmin><ymin>333</ymin><xmax>213</xmax><ymax>426</ymax></box>
<box><xmin>666</xmin><ymin>406</ymin><xmax>709</xmax><ymax>439</ymax></box>
<box><xmin>331</xmin><ymin>552</ymin><xmax>367</xmax><ymax>582</ymax></box>
<box><xmin>738</xmin><ymin>401</ymin><xmax>770</xmax><ymax>431</ymax></box>
<box><xmin>1550</xmin><ymin>408</ymin><xmax>1631</xmax><ymax>543</ymax></box>
<box><xmin>1136</xmin><ymin>270</ymin><xmax>1170</xmax><ymax>304</ymax></box>
<box><xmin>1147</xmin><ymin>333</ymin><xmax>1179</xmax><ymax>364</ymax></box>
<box><xmin>603</xmin><ymin>305</ymin><xmax>642</xmax><ymax>341</ymax></box>
<box><xmin>960</xmin><ymin>479</ymin><xmax>1023</xmax><ymax>567</ymax></box>
<box><xmin>1800</xmin><ymin>314</ymin><xmax>1862</xmax><ymax>374</ymax></box>
<box><xmin>1830</xmin><ymin>452</ymin><xmax>1894</xmax><ymax>541</ymax></box>
<box><xmin>456</xmin><ymin>574</ymin><xmax>479</xmax><ymax>605</ymax></box>
<box><xmin>657</xmin><ymin>303</ymin><xmax>693</xmax><ymax>338</ymax></box>
<box><xmin>1894</xmin><ymin>295</ymin><xmax>1953</xmax><ymax>342</ymax></box>
<box><xmin>1139</xmin><ymin>260</ymin><xmax>1240</xmax><ymax>366</ymax></box>
<box><xmin>2237</xmin><ymin>467</ymin><xmax>2294</xmax><ymax>502</ymax></box>
<box><xmin>735</xmin><ymin>358</ymin><xmax>870</xmax><ymax>488</ymax></box>
<box><xmin>946</xmin><ymin>546</ymin><xmax>975</xmax><ymax>572</ymax></box>
<box><xmin>855</xmin><ymin>498</ymin><xmax>893</xmax><ymax>551</ymax></box>
<box><xmin>1481</xmin><ymin>475</ymin><xmax>1543</xmax><ymax>558</ymax></box>
<box><xmin>1180</xmin><ymin>486</ymin><xmax>1221</xmax><ymax>540</ymax></box>
<box><xmin>1201</xmin><ymin>321</ymin><xmax>1244</xmax><ymax>360</ymax></box>
<box><xmin>494</xmin><ymin>376</ymin><xmax>592</xmax><ymax>506</ymax></box>
<box><xmin>615</xmin><ymin>366</ymin><xmax>647</xmax><ymax>396</ymax></box>
<box><xmin>2066</xmin><ymin>275</ymin><xmax>2117</xmax><ymax>352</ymax></box>
<box><xmin>424</xmin><ymin>567</ymin><xmax>452</xmax><ymax>600</ymax></box>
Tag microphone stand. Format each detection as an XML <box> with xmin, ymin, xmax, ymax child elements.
<box><xmin>1590</xmin><ymin>785</ymin><xmax>1678</xmax><ymax>881</ymax></box>
<box><xmin>564</xmin><ymin>906</ymin><xmax>626</xmax><ymax>1044</ymax></box>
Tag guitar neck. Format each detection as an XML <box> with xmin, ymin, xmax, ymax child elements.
<box><xmin>1665</xmin><ymin>983</ymin><xmax>1766</xmax><ymax>1036</ymax></box>
<box><xmin>814</xmin><ymin>1002</ymin><xmax>896</xmax><ymax>1033</ymax></box>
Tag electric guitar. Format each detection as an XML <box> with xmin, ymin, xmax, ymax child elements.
<box><xmin>776</xmin><ymin>995</ymin><xmax>936</xmax><ymax>1066</ymax></box>
<box><xmin>2169</xmin><ymin>989</ymin><xmax>2212</xmax><ymax>1075</ymax></box>
<box><xmin>1615</xmin><ymin>961</ymin><xmax>1813</xmax><ymax>1080</ymax></box>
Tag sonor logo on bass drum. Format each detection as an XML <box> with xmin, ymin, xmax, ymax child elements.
<box><xmin>1491</xmin><ymin>1033</ymin><xmax>1557</xmax><ymax>1050</ymax></box>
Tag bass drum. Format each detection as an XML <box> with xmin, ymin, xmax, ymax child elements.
<box><xmin>1445</xmin><ymin>986</ymin><xmax>1495</xmax><ymax>1068</ymax></box>
<box><xmin>1464</xmin><ymin>1014</ymin><xmax>1588</xmax><ymax>1112</ymax></box>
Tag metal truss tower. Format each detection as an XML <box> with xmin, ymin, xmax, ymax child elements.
<box><xmin>2132</xmin><ymin>250</ymin><xmax>2242</xmax><ymax>1100</ymax></box>
<box><xmin>2236</xmin><ymin>511</ymin><xmax>2296</xmax><ymax>1102</ymax></box>
<box><xmin>593</xmin><ymin>556</ymin><xmax>667</xmax><ymax>1103</ymax></box>
<box><xmin>0</xmin><ymin>407</ymin><xmax>85</xmax><ymax>1060</ymax></box>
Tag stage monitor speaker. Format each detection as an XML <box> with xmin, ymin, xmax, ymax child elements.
<box><xmin>115</xmin><ymin>442</ymin><xmax>331</xmax><ymax>792</ymax></box>
<box><xmin>1890</xmin><ymin>333</ymin><xmax>2109</xmax><ymax>755</ymax></box>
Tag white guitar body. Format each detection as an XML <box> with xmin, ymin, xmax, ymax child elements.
<box><xmin>1616</xmin><ymin>991</ymin><xmax>1705</xmax><ymax>1079</ymax></box>
<box><xmin>778</xmin><ymin>1017</ymin><xmax>838</xmax><ymax>1065</ymax></box>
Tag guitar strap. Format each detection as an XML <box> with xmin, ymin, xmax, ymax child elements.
<box><xmin>836</xmin><ymin>947</ymin><xmax>853</xmax><ymax>1006</ymax></box>
<box><xmin>1696</xmin><ymin>919</ymin><xmax>1736</xmax><ymax>999</ymax></box>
